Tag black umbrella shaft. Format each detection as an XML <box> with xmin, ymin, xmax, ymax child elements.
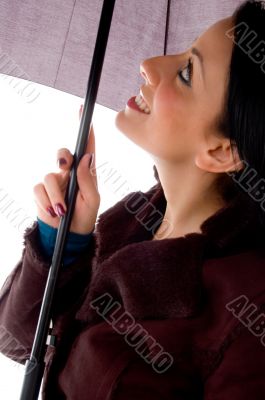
<box><xmin>19</xmin><ymin>0</ymin><xmax>116</xmax><ymax>399</ymax></box>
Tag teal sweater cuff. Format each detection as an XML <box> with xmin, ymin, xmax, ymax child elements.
<box><xmin>37</xmin><ymin>217</ymin><xmax>94</xmax><ymax>266</ymax></box>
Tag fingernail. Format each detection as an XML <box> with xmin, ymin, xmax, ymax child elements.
<box><xmin>58</xmin><ymin>157</ymin><xmax>67</xmax><ymax>167</ymax></box>
<box><xmin>46</xmin><ymin>206</ymin><xmax>57</xmax><ymax>218</ymax></box>
<box><xmin>54</xmin><ymin>203</ymin><xmax>66</xmax><ymax>217</ymax></box>
<box><xmin>88</xmin><ymin>153</ymin><xmax>94</xmax><ymax>168</ymax></box>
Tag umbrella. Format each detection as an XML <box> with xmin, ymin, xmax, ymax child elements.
<box><xmin>0</xmin><ymin>1</ymin><xmax>245</xmax><ymax>399</ymax></box>
<box><xmin>0</xmin><ymin>0</ymin><xmax>244</xmax><ymax>112</ymax></box>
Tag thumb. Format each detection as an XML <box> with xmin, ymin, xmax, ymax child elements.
<box><xmin>79</xmin><ymin>104</ymin><xmax>83</xmax><ymax>120</ymax></box>
<box><xmin>76</xmin><ymin>153</ymin><xmax>98</xmax><ymax>206</ymax></box>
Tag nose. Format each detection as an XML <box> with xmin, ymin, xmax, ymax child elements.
<box><xmin>140</xmin><ymin>56</ymin><xmax>163</xmax><ymax>87</ymax></box>
<box><xmin>140</xmin><ymin>55</ymin><xmax>178</xmax><ymax>86</ymax></box>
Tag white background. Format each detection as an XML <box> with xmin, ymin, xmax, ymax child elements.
<box><xmin>0</xmin><ymin>75</ymin><xmax>156</xmax><ymax>398</ymax></box>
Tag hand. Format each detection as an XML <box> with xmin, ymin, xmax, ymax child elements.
<box><xmin>33</xmin><ymin>105</ymin><xmax>100</xmax><ymax>234</ymax></box>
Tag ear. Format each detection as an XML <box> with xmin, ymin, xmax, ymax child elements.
<box><xmin>194</xmin><ymin>138</ymin><xmax>244</xmax><ymax>173</ymax></box>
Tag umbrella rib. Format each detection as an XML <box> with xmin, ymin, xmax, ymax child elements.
<box><xmin>164</xmin><ymin>0</ymin><xmax>171</xmax><ymax>56</ymax></box>
<box><xmin>54</xmin><ymin>0</ymin><xmax>77</xmax><ymax>86</ymax></box>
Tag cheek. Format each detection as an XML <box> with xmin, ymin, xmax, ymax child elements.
<box><xmin>152</xmin><ymin>87</ymin><xmax>192</xmax><ymax>144</ymax></box>
<box><xmin>154</xmin><ymin>86</ymin><xmax>179</xmax><ymax>115</ymax></box>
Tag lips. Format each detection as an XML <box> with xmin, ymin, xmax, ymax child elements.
<box><xmin>127</xmin><ymin>96</ymin><xmax>146</xmax><ymax>113</ymax></box>
<box><xmin>126</xmin><ymin>95</ymin><xmax>151</xmax><ymax>114</ymax></box>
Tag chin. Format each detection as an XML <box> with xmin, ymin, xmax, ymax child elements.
<box><xmin>114</xmin><ymin>110</ymin><xmax>125</xmax><ymax>132</ymax></box>
<box><xmin>114</xmin><ymin>110</ymin><xmax>137</xmax><ymax>139</ymax></box>
<box><xmin>114</xmin><ymin>111</ymin><xmax>159</xmax><ymax>157</ymax></box>
<box><xmin>114</xmin><ymin>110</ymin><xmax>133</xmax><ymax>136</ymax></box>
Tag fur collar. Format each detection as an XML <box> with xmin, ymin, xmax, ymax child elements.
<box><xmin>76</xmin><ymin>170</ymin><xmax>264</xmax><ymax>324</ymax></box>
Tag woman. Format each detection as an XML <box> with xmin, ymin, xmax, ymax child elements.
<box><xmin>1</xmin><ymin>0</ymin><xmax>265</xmax><ymax>398</ymax></box>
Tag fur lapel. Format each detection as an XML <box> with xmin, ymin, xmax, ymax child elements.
<box><xmin>76</xmin><ymin>170</ymin><xmax>263</xmax><ymax>324</ymax></box>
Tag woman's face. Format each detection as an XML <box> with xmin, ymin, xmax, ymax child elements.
<box><xmin>115</xmin><ymin>17</ymin><xmax>235</xmax><ymax>168</ymax></box>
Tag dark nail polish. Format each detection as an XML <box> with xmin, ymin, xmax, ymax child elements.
<box><xmin>58</xmin><ymin>157</ymin><xmax>67</xmax><ymax>167</ymax></box>
<box><xmin>54</xmin><ymin>203</ymin><xmax>66</xmax><ymax>217</ymax></box>
<box><xmin>47</xmin><ymin>206</ymin><xmax>57</xmax><ymax>218</ymax></box>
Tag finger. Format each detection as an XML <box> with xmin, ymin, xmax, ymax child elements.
<box><xmin>56</xmin><ymin>148</ymin><xmax>74</xmax><ymax>171</ymax></box>
<box><xmin>78</xmin><ymin>106</ymin><xmax>97</xmax><ymax>181</ymax></box>
<box><xmin>84</xmin><ymin>125</ymin><xmax>97</xmax><ymax>187</ymax></box>
<box><xmin>78</xmin><ymin>104</ymin><xmax>96</xmax><ymax>158</ymax></box>
<box><xmin>88</xmin><ymin>152</ymin><xmax>98</xmax><ymax>189</ymax></box>
<box><xmin>85</xmin><ymin>124</ymin><xmax>96</xmax><ymax>155</ymax></box>
<box><xmin>43</xmin><ymin>172</ymin><xmax>69</xmax><ymax>216</ymax></box>
<box><xmin>79</xmin><ymin>104</ymin><xmax>83</xmax><ymax>120</ymax></box>
<box><xmin>86</xmin><ymin>151</ymin><xmax>98</xmax><ymax>189</ymax></box>
<box><xmin>77</xmin><ymin>153</ymin><xmax>100</xmax><ymax>207</ymax></box>
<box><xmin>82</xmin><ymin>123</ymin><xmax>97</xmax><ymax>184</ymax></box>
<box><xmin>33</xmin><ymin>183</ymin><xmax>58</xmax><ymax>219</ymax></box>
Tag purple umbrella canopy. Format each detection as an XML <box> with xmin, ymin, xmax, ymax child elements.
<box><xmin>0</xmin><ymin>0</ymin><xmax>244</xmax><ymax>111</ymax></box>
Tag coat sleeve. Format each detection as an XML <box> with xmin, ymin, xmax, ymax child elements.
<box><xmin>204</xmin><ymin>324</ymin><xmax>265</xmax><ymax>399</ymax></box>
<box><xmin>0</xmin><ymin>220</ymin><xmax>97</xmax><ymax>364</ymax></box>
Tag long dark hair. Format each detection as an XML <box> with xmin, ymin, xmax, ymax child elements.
<box><xmin>213</xmin><ymin>1</ymin><xmax>265</xmax><ymax>228</ymax></box>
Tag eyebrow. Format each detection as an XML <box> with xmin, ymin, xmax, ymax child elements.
<box><xmin>191</xmin><ymin>47</ymin><xmax>205</xmax><ymax>82</ymax></box>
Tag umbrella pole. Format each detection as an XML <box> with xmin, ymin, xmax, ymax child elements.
<box><xmin>19</xmin><ymin>0</ymin><xmax>116</xmax><ymax>399</ymax></box>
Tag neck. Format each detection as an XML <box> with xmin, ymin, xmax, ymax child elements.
<box><xmin>153</xmin><ymin>160</ymin><xmax>226</xmax><ymax>240</ymax></box>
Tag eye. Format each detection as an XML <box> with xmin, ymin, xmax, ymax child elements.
<box><xmin>178</xmin><ymin>58</ymin><xmax>193</xmax><ymax>87</ymax></box>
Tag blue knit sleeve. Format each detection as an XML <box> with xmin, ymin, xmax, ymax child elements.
<box><xmin>37</xmin><ymin>217</ymin><xmax>94</xmax><ymax>266</ymax></box>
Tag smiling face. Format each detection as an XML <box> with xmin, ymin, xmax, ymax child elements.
<box><xmin>115</xmin><ymin>17</ymin><xmax>236</xmax><ymax>171</ymax></box>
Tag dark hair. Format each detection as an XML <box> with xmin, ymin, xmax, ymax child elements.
<box><xmin>216</xmin><ymin>1</ymin><xmax>265</xmax><ymax>210</ymax></box>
